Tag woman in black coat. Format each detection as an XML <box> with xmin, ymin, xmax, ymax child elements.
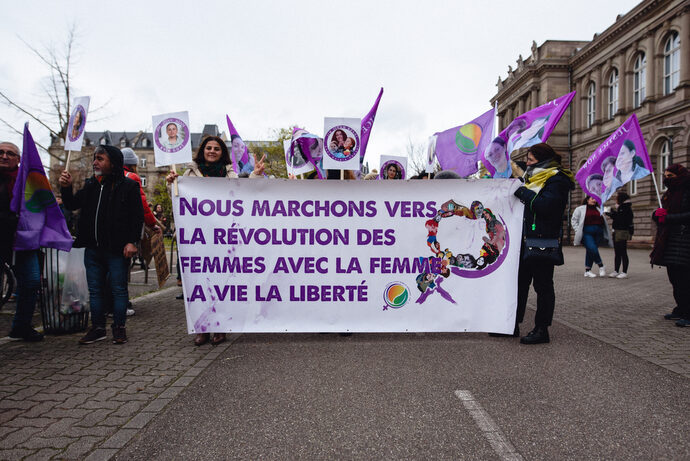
<box><xmin>651</xmin><ymin>163</ymin><xmax>690</xmax><ymax>327</ymax></box>
<box><xmin>512</xmin><ymin>143</ymin><xmax>575</xmax><ymax>344</ymax></box>
<box><xmin>606</xmin><ymin>191</ymin><xmax>634</xmax><ymax>278</ymax></box>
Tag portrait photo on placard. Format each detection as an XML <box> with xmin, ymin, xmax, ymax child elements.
<box><xmin>155</xmin><ymin>119</ymin><xmax>189</xmax><ymax>153</ymax></box>
<box><xmin>324</xmin><ymin>125</ymin><xmax>359</xmax><ymax>161</ymax></box>
<box><xmin>67</xmin><ymin>105</ymin><xmax>87</xmax><ymax>142</ymax></box>
<box><xmin>379</xmin><ymin>160</ymin><xmax>406</xmax><ymax>180</ymax></box>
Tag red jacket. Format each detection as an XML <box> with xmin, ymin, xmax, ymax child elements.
<box><xmin>124</xmin><ymin>168</ymin><xmax>156</xmax><ymax>227</ymax></box>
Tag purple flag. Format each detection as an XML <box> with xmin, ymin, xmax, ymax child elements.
<box><xmin>289</xmin><ymin>127</ymin><xmax>325</xmax><ymax>179</ymax></box>
<box><xmin>575</xmin><ymin>113</ymin><xmax>652</xmax><ymax>205</ymax></box>
<box><xmin>225</xmin><ymin>115</ymin><xmax>252</xmax><ymax>174</ymax></box>
<box><xmin>434</xmin><ymin>108</ymin><xmax>495</xmax><ymax>177</ymax></box>
<box><xmin>10</xmin><ymin>123</ymin><xmax>72</xmax><ymax>252</ymax></box>
<box><xmin>482</xmin><ymin>91</ymin><xmax>575</xmax><ymax>178</ymax></box>
<box><xmin>360</xmin><ymin>87</ymin><xmax>383</xmax><ymax>161</ymax></box>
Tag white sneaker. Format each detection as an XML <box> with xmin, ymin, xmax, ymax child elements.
<box><xmin>616</xmin><ymin>272</ymin><xmax>628</xmax><ymax>279</ymax></box>
<box><xmin>599</xmin><ymin>266</ymin><xmax>606</xmax><ymax>277</ymax></box>
<box><xmin>126</xmin><ymin>308</ymin><xmax>135</xmax><ymax>317</ymax></box>
<box><xmin>584</xmin><ymin>271</ymin><xmax>597</xmax><ymax>278</ymax></box>
<box><xmin>608</xmin><ymin>271</ymin><xmax>619</xmax><ymax>278</ymax></box>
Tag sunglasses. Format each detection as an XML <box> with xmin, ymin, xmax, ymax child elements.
<box><xmin>0</xmin><ymin>150</ymin><xmax>19</xmax><ymax>158</ymax></box>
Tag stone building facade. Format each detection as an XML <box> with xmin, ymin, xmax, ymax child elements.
<box><xmin>491</xmin><ymin>0</ymin><xmax>689</xmax><ymax>243</ymax></box>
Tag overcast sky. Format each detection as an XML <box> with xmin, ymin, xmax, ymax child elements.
<box><xmin>1</xmin><ymin>0</ymin><xmax>638</xmax><ymax>168</ymax></box>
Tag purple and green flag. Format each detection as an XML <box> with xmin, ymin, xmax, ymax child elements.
<box><xmin>575</xmin><ymin>113</ymin><xmax>652</xmax><ymax>205</ymax></box>
<box><xmin>10</xmin><ymin>123</ymin><xmax>73</xmax><ymax>252</ymax></box>
<box><xmin>433</xmin><ymin>107</ymin><xmax>495</xmax><ymax>177</ymax></box>
<box><xmin>482</xmin><ymin>91</ymin><xmax>575</xmax><ymax>178</ymax></box>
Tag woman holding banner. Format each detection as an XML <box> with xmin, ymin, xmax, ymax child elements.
<box><xmin>166</xmin><ymin>135</ymin><xmax>265</xmax><ymax>345</ymax></box>
<box><xmin>571</xmin><ymin>196</ymin><xmax>613</xmax><ymax>277</ymax></box>
<box><xmin>512</xmin><ymin>143</ymin><xmax>575</xmax><ymax>344</ymax></box>
<box><xmin>651</xmin><ymin>164</ymin><xmax>690</xmax><ymax>327</ymax></box>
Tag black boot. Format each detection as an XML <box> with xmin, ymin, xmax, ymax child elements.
<box><xmin>520</xmin><ymin>326</ymin><xmax>550</xmax><ymax>344</ymax></box>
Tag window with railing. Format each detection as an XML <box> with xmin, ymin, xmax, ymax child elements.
<box><xmin>141</xmin><ymin>175</ymin><xmax>147</xmax><ymax>187</ymax></box>
<box><xmin>140</xmin><ymin>157</ymin><xmax>147</xmax><ymax>168</ymax></box>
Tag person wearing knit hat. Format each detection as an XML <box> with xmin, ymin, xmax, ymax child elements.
<box><xmin>508</xmin><ymin>143</ymin><xmax>575</xmax><ymax>344</ymax></box>
<box><xmin>59</xmin><ymin>145</ymin><xmax>144</xmax><ymax>344</ymax></box>
<box><xmin>651</xmin><ymin>163</ymin><xmax>690</xmax><ymax>327</ymax></box>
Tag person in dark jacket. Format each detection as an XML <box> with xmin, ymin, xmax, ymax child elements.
<box><xmin>512</xmin><ymin>143</ymin><xmax>575</xmax><ymax>344</ymax></box>
<box><xmin>1</xmin><ymin>141</ymin><xmax>44</xmax><ymax>342</ymax></box>
<box><xmin>651</xmin><ymin>163</ymin><xmax>690</xmax><ymax>327</ymax></box>
<box><xmin>59</xmin><ymin>145</ymin><xmax>144</xmax><ymax>344</ymax></box>
<box><xmin>606</xmin><ymin>191</ymin><xmax>634</xmax><ymax>278</ymax></box>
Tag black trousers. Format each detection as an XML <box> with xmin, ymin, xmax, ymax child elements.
<box><xmin>614</xmin><ymin>240</ymin><xmax>629</xmax><ymax>273</ymax></box>
<box><xmin>517</xmin><ymin>260</ymin><xmax>556</xmax><ymax>327</ymax></box>
<box><xmin>667</xmin><ymin>265</ymin><xmax>690</xmax><ymax>319</ymax></box>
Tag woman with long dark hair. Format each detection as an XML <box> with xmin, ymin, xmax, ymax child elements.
<box><xmin>167</xmin><ymin>135</ymin><xmax>264</xmax><ymax>345</ymax></box>
<box><xmin>571</xmin><ymin>195</ymin><xmax>613</xmax><ymax>277</ymax></box>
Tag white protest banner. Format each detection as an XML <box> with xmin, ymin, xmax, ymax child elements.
<box><xmin>64</xmin><ymin>96</ymin><xmax>90</xmax><ymax>151</ymax></box>
<box><xmin>172</xmin><ymin>178</ymin><xmax>523</xmax><ymax>334</ymax></box>
<box><xmin>322</xmin><ymin>117</ymin><xmax>361</xmax><ymax>171</ymax></box>
<box><xmin>152</xmin><ymin>111</ymin><xmax>193</xmax><ymax>167</ymax></box>
<box><xmin>379</xmin><ymin>155</ymin><xmax>408</xmax><ymax>180</ymax></box>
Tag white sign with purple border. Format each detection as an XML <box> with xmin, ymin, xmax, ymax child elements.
<box><xmin>152</xmin><ymin>111</ymin><xmax>192</xmax><ymax>167</ymax></box>
<box><xmin>64</xmin><ymin>96</ymin><xmax>90</xmax><ymax>152</ymax></box>
<box><xmin>322</xmin><ymin>117</ymin><xmax>361</xmax><ymax>171</ymax></box>
<box><xmin>379</xmin><ymin>155</ymin><xmax>408</xmax><ymax>180</ymax></box>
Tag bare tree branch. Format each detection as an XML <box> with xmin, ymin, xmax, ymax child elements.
<box><xmin>0</xmin><ymin>90</ymin><xmax>60</xmax><ymax>137</ymax></box>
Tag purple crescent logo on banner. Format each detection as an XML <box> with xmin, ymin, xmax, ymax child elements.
<box><xmin>482</xmin><ymin>91</ymin><xmax>575</xmax><ymax>178</ymax></box>
<box><xmin>433</xmin><ymin>107</ymin><xmax>495</xmax><ymax>177</ymax></box>
<box><xmin>575</xmin><ymin>113</ymin><xmax>652</xmax><ymax>205</ymax></box>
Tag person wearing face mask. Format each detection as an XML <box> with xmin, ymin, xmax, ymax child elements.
<box><xmin>651</xmin><ymin>164</ymin><xmax>690</xmax><ymax>327</ymax></box>
<box><xmin>166</xmin><ymin>135</ymin><xmax>265</xmax><ymax>346</ymax></box>
<box><xmin>510</xmin><ymin>143</ymin><xmax>575</xmax><ymax>344</ymax></box>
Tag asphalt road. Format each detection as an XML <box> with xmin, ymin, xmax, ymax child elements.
<box><xmin>116</xmin><ymin>327</ymin><xmax>688</xmax><ymax>460</ymax></box>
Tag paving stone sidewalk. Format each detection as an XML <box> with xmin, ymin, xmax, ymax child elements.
<box><xmin>0</xmin><ymin>284</ymin><xmax>238</xmax><ymax>461</ymax></box>
<box><xmin>0</xmin><ymin>247</ymin><xmax>687</xmax><ymax>460</ymax></box>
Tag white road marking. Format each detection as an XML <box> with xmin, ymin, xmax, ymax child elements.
<box><xmin>455</xmin><ymin>390</ymin><xmax>524</xmax><ymax>461</ymax></box>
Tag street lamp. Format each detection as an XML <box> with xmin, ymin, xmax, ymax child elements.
<box><xmin>658</xmin><ymin>125</ymin><xmax>683</xmax><ymax>164</ymax></box>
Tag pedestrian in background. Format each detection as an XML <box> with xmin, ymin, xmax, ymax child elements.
<box><xmin>571</xmin><ymin>195</ymin><xmax>613</xmax><ymax>277</ymax></box>
<box><xmin>606</xmin><ymin>191</ymin><xmax>634</xmax><ymax>278</ymax></box>
<box><xmin>651</xmin><ymin>164</ymin><xmax>690</xmax><ymax>327</ymax></box>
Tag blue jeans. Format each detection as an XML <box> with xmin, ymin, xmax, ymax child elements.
<box><xmin>84</xmin><ymin>248</ymin><xmax>129</xmax><ymax>328</ymax></box>
<box><xmin>12</xmin><ymin>250</ymin><xmax>41</xmax><ymax>332</ymax></box>
<box><xmin>582</xmin><ymin>225</ymin><xmax>604</xmax><ymax>269</ymax></box>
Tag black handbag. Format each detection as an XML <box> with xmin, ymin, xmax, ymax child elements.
<box><xmin>523</xmin><ymin>237</ymin><xmax>563</xmax><ymax>265</ymax></box>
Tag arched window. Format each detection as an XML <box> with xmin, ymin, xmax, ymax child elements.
<box><xmin>120</xmin><ymin>138</ymin><xmax>127</xmax><ymax>148</ymax></box>
<box><xmin>659</xmin><ymin>139</ymin><xmax>671</xmax><ymax>191</ymax></box>
<box><xmin>633</xmin><ymin>53</ymin><xmax>646</xmax><ymax>108</ymax></box>
<box><xmin>586</xmin><ymin>82</ymin><xmax>596</xmax><ymax>128</ymax></box>
<box><xmin>141</xmin><ymin>137</ymin><xmax>149</xmax><ymax>147</ymax></box>
<box><xmin>608</xmin><ymin>69</ymin><xmax>618</xmax><ymax>119</ymax></box>
<box><xmin>663</xmin><ymin>32</ymin><xmax>680</xmax><ymax>95</ymax></box>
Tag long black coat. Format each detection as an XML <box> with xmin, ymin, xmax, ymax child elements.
<box><xmin>653</xmin><ymin>183</ymin><xmax>690</xmax><ymax>267</ymax></box>
<box><xmin>514</xmin><ymin>171</ymin><xmax>573</xmax><ymax>241</ymax></box>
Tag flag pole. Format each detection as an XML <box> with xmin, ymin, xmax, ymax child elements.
<box><xmin>172</xmin><ymin>164</ymin><xmax>179</xmax><ymax>196</ymax></box>
<box><xmin>340</xmin><ymin>169</ymin><xmax>344</xmax><ymax>180</ymax></box>
<box><xmin>65</xmin><ymin>150</ymin><xmax>72</xmax><ymax>171</ymax></box>
<box><xmin>650</xmin><ymin>172</ymin><xmax>663</xmax><ymax>208</ymax></box>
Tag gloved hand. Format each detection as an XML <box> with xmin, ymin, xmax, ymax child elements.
<box><xmin>654</xmin><ymin>208</ymin><xmax>667</xmax><ymax>224</ymax></box>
